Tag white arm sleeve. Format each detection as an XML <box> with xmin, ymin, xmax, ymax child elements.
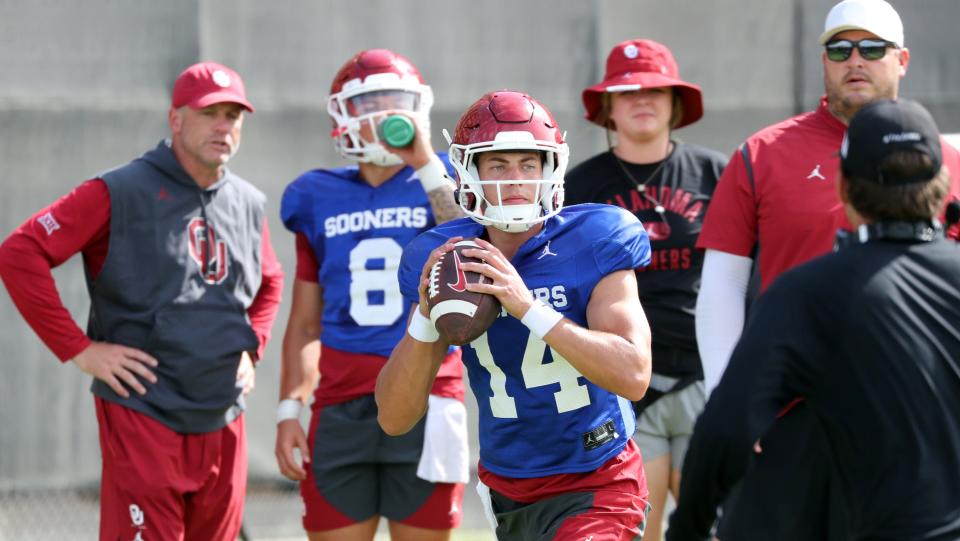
<box><xmin>696</xmin><ymin>249</ymin><xmax>754</xmax><ymax>395</ymax></box>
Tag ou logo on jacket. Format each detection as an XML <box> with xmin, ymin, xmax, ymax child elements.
<box><xmin>187</xmin><ymin>217</ymin><xmax>229</xmax><ymax>284</ymax></box>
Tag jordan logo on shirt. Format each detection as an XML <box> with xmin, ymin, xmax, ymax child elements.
<box><xmin>537</xmin><ymin>241</ymin><xmax>558</xmax><ymax>260</ymax></box>
<box><xmin>807</xmin><ymin>164</ymin><xmax>826</xmax><ymax>180</ymax></box>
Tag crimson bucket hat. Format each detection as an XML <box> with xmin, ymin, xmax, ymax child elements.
<box><xmin>582</xmin><ymin>39</ymin><xmax>703</xmax><ymax>129</ymax></box>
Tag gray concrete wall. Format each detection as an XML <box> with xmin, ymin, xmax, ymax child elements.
<box><xmin>2</xmin><ymin>0</ymin><xmax>959</xmax><ymax>489</ymax></box>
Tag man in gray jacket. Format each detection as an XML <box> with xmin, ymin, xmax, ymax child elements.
<box><xmin>0</xmin><ymin>61</ymin><xmax>284</xmax><ymax>540</ymax></box>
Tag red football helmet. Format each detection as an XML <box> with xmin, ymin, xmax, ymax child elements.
<box><xmin>445</xmin><ymin>91</ymin><xmax>569</xmax><ymax>232</ymax></box>
<box><xmin>327</xmin><ymin>49</ymin><xmax>434</xmax><ymax>166</ymax></box>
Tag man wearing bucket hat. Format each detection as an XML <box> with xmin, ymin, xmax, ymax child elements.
<box><xmin>565</xmin><ymin>38</ymin><xmax>726</xmax><ymax>541</ymax></box>
<box><xmin>671</xmin><ymin>0</ymin><xmax>960</xmax><ymax>539</ymax></box>
<box><xmin>0</xmin><ymin>61</ymin><xmax>284</xmax><ymax>539</ymax></box>
<box><xmin>674</xmin><ymin>98</ymin><xmax>960</xmax><ymax>541</ymax></box>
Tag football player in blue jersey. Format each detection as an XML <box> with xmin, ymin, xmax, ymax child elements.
<box><xmin>274</xmin><ymin>49</ymin><xmax>467</xmax><ymax>541</ymax></box>
<box><xmin>376</xmin><ymin>90</ymin><xmax>654</xmax><ymax>540</ymax></box>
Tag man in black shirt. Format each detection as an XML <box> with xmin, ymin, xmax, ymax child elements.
<box><xmin>669</xmin><ymin>99</ymin><xmax>960</xmax><ymax>540</ymax></box>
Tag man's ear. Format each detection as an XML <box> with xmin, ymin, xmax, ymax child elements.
<box><xmin>898</xmin><ymin>47</ymin><xmax>910</xmax><ymax>77</ymax></box>
<box><xmin>168</xmin><ymin>107</ymin><xmax>181</xmax><ymax>133</ymax></box>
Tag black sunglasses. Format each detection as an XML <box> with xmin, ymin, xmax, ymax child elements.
<box><xmin>825</xmin><ymin>39</ymin><xmax>897</xmax><ymax>62</ymax></box>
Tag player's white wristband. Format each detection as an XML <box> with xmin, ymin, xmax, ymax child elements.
<box><xmin>408</xmin><ymin>307</ymin><xmax>440</xmax><ymax>343</ymax></box>
<box><xmin>521</xmin><ymin>300</ymin><xmax>563</xmax><ymax>340</ymax></box>
<box><xmin>276</xmin><ymin>399</ymin><xmax>303</xmax><ymax>424</ymax></box>
<box><xmin>416</xmin><ymin>155</ymin><xmax>454</xmax><ymax>193</ymax></box>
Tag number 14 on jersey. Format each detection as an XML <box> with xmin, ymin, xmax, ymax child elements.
<box><xmin>471</xmin><ymin>331</ymin><xmax>591</xmax><ymax>418</ymax></box>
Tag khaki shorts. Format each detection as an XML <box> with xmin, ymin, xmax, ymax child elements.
<box><xmin>632</xmin><ymin>381</ymin><xmax>706</xmax><ymax>470</ymax></box>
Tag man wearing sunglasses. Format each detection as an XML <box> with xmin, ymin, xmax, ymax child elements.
<box><xmin>670</xmin><ymin>0</ymin><xmax>960</xmax><ymax>540</ymax></box>
<box><xmin>689</xmin><ymin>98</ymin><xmax>960</xmax><ymax>540</ymax></box>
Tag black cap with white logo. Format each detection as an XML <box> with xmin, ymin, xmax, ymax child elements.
<box><xmin>840</xmin><ymin>99</ymin><xmax>942</xmax><ymax>185</ymax></box>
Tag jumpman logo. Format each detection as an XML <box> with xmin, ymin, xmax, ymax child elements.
<box><xmin>807</xmin><ymin>164</ymin><xmax>826</xmax><ymax>180</ymax></box>
<box><xmin>537</xmin><ymin>240</ymin><xmax>558</xmax><ymax>260</ymax></box>
<box><xmin>449</xmin><ymin>501</ymin><xmax>460</xmax><ymax>516</ymax></box>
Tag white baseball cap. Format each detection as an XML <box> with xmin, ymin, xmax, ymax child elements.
<box><xmin>819</xmin><ymin>0</ymin><xmax>904</xmax><ymax>48</ymax></box>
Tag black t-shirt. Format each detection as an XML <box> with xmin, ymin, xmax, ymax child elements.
<box><xmin>670</xmin><ymin>234</ymin><xmax>960</xmax><ymax>540</ymax></box>
<box><xmin>565</xmin><ymin>142</ymin><xmax>727</xmax><ymax>364</ymax></box>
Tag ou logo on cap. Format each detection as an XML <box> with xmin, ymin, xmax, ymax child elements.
<box><xmin>212</xmin><ymin>69</ymin><xmax>231</xmax><ymax>88</ymax></box>
<box><xmin>623</xmin><ymin>44</ymin><xmax>639</xmax><ymax>59</ymax></box>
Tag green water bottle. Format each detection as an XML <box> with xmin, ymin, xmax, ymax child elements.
<box><xmin>379</xmin><ymin>115</ymin><xmax>416</xmax><ymax>148</ymax></box>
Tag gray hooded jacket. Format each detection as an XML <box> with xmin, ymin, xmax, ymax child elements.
<box><xmin>88</xmin><ymin>141</ymin><xmax>265</xmax><ymax>433</ymax></box>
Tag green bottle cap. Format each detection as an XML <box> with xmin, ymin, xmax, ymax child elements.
<box><xmin>379</xmin><ymin>115</ymin><xmax>416</xmax><ymax>148</ymax></box>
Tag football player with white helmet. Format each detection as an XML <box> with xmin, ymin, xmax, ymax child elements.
<box><xmin>274</xmin><ymin>49</ymin><xmax>466</xmax><ymax>541</ymax></box>
<box><xmin>327</xmin><ymin>50</ymin><xmax>432</xmax><ymax>167</ymax></box>
<box><xmin>377</xmin><ymin>90</ymin><xmax>655</xmax><ymax>540</ymax></box>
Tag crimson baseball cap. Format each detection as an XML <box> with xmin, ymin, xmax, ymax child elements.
<box><xmin>172</xmin><ymin>62</ymin><xmax>254</xmax><ymax>112</ymax></box>
<box><xmin>840</xmin><ymin>99</ymin><xmax>942</xmax><ymax>185</ymax></box>
<box><xmin>582</xmin><ymin>39</ymin><xmax>703</xmax><ymax>129</ymax></box>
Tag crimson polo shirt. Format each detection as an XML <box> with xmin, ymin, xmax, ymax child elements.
<box><xmin>697</xmin><ymin>97</ymin><xmax>960</xmax><ymax>291</ymax></box>
<box><xmin>697</xmin><ymin>98</ymin><xmax>850</xmax><ymax>291</ymax></box>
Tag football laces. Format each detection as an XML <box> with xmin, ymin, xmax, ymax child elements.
<box><xmin>427</xmin><ymin>255</ymin><xmax>443</xmax><ymax>299</ymax></box>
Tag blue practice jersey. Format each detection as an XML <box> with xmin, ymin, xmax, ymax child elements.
<box><xmin>281</xmin><ymin>155</ymin><xmax>455</xmax><ymax>358</ymax></box>
<box><xmin>399</xmin><ymin>204</ymin><xmax>652</xmax><ymax>477</ymax></box>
